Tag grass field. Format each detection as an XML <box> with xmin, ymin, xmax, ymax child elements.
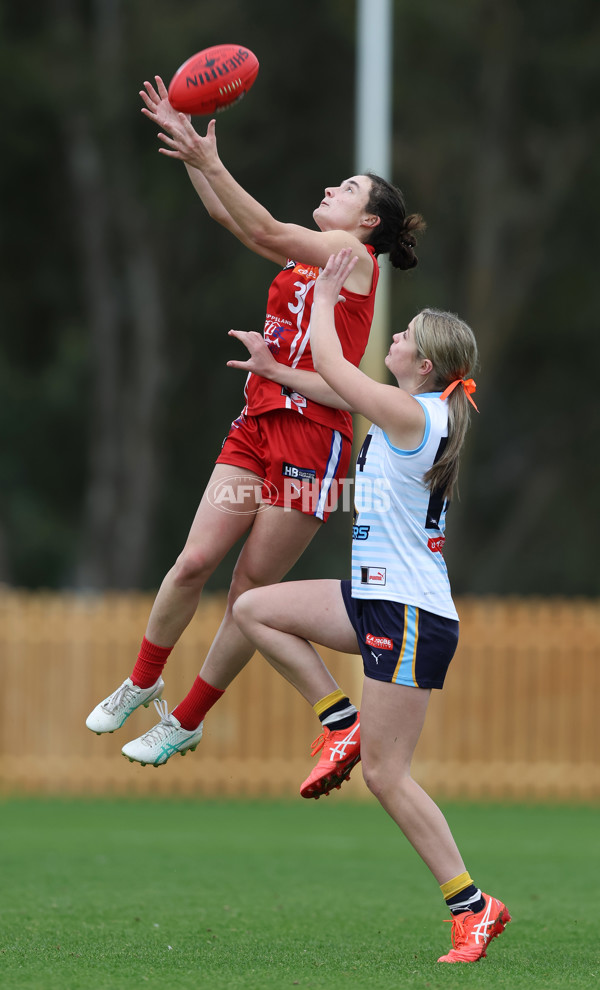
<box><xmin>0</xmin><ymin>797</ymin><xmax>598</xmax><ymax>989</ymax></box>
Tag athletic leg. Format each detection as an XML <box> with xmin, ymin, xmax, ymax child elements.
<box><xmin>235</xmin><ymin>580</ymin><xmax>363</xmax><ymax>797</ymax></box>
<box><xmin>120</xmin><ymin>508</ymin><xmax>330</xmax><ymax>761</ymax></box>
<box><xmin>170</xmin><ymin>507</ymin><xmax>327</xmax><ymax>732</ymax></box>
<box><xmin>172</xmin><ymin>413</ymin><xmax>352</xmax><ymax>716</ymax></box>
<box><xmin>117</xmin><ymin>410</ymin><xmax>352</xmax><ymax>758</ymax></box>
<box><xmin>144</xmin><ymin>463</ymin><xmax>264</xmax><ymax>647</ymax></box>
<box><xmin>360</xmin><ymin>678</ymin><xmax>465</xmax><ymax>884</ymax></box>
<box><xmin>233</xmin><ymin>578</ymin><xmax>359</xmax><ymax>701</ymax></box>
<box><xmin>86</xmin><ymin>463</ymin><xmax>262</xmax><ymax>734</ymax></box>
<box><xmin>359</xmin><ymin>679</ymin><xmax>511</xmax><ymax>961</ymax></box>
<box><xmin>197</xmin><ymin>506</ymin><xmax>325</xmax><ymax>688</ymax></box>
<box><xmin>233</xmin><ymin>580</ymin><xmax>358</xmax><ymax>705</ymax></box>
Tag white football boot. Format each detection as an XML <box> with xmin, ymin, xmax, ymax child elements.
<box><xmin>86</xmin><ymin>676</ymin><xmax>164</xmax><ymax>734</ymax></box>
<box><xmin>121</xmin><ymin>699</ymin><xmax>203</xmax><ymax>767</ymax></box>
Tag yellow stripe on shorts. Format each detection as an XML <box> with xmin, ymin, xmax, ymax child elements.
<box><xmin>392</xmin><ymin>605</ymin><xmax>419</xmax><ymax>686</ymax></box>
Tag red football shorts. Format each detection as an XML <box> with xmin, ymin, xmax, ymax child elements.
<box><xmin>215</xmin><ymin>409</ymin><xmax>352</xmax><ymax>522</ymax></box>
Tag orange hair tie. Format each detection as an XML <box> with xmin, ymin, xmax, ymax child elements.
<box><xmin>440</xmin><ymin>378</ymin><xmax>479</xmax><ymax>412</ymax></box>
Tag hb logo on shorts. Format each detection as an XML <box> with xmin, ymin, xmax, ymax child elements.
<box><xmin>281</xmin><ymin>461</ymin><xmax>316</xmax><ymax>482</ymax></box>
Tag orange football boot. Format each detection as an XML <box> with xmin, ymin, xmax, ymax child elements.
<box><xmin>300</xmin><ymin>715</ymin><xmax>361</xmax><ymax>799</ymax></box>
<box><xmin>437</xmin><ymin>892</ymin><xmax>511</xmax><ymax>963</ymax></box>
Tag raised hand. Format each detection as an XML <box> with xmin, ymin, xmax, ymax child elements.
<box><xmin>140</xmin><ymin>76</ymin><xmax>217</xmax><ymax>170</ymax></box>
<box><xmin>140</xmin><ymin>75</ymin><xmax>190</xmax><ymax>132</ymax></box>
<box><xmin>226</xmin><ymin>330</ymin><xmax>279</xmax><ymax>379</ymax></box>
<box><xmin>146</xmin><ymin>104</ymin><xmax>219</xmax><ymax>172</ymax></box>
<box><xmin>313</xmin><ymin>248</ymin><xmax>358</xmax><ymax>307</ymax></box>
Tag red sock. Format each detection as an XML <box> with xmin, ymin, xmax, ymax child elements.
<box><xmin>173</xmin><ymin>676</ymin><xmax>225</xmax><ymax>730</ymax></box>
<box><xmin>130</xmin><ymin>636</ymin><xmax>173</xmax><ymax>689</ymax></box>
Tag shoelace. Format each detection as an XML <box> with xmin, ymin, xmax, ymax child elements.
<box><xmin>104</xmin><ymin>681</ymin><xmax>136</xmax><ymax>714</ymax></box>
<box><xmin>444</xmin><ymin>914</ymin><xmax>467</xmax><ymax>949</ymax></box>
<box><xmin>444</xmin><ymin>911</ymin><xmax>489</xmax><ymax>949</ymax></box>
<box><xmin>138</xmin><ymin>699</ymin><xmax>177</xmax><ymax>746</ymax></box>
<box><xmin>309</xmin><ymin>729</ymin><xmax>330</xmax><ymax>757</ymax></box>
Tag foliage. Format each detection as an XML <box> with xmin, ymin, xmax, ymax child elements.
<box><xmin>0</xmin><ymin>0</ymin><xmax>598</xmax><ymax>591</ymax></box>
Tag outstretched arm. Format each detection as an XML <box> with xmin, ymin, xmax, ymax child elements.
<box><xmin>226</xmin><ymin>330</ymin><xmax>353</xmax><ymax>411</ymax></box>
<box><xmin>149</xmin><ymin>99</ymin><xmax>375</xmax><ymax>287</ymax></box>
<box><xmin>310</xmin><ymin>250</ymin><xmax>426</xmax><ymax>446</ymax></box>
<box><xmin>140</xmin><ymin>77</ymin><xmax>284</xmax><ymax>263</ymax></box>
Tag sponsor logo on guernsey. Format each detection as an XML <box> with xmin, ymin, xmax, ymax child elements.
<box><xmin>366</xmin><ymin>633</ymin><xmax>394</xmax><ymax>651</ymax></box>
<box><xmin>427</xmin><ymin>536</ymin><xmax>446</xmax><ymax>553</ymax></box>
<box><xmin>264</xmin><ymin>316</ymin><xmax>293</xmax><ymax>352</ymax></box>
<box><xmin>352</xmin><ymin>524</ymin><xmax>370</xmax><ymax>540</ymax></box>
<box><xmin>293</xmin><ymin>263</ymin><xmax>320</xmax><ymax>279</ymax></box>
<box><xmin>360</xmin><ymin>567</ymin><xmax>386</xmax><ymax>586</ymax></box>
<box><xmin>282</xmin><ymin>461</ymin><xmax>316</xmax><ymax>481</ymax></box>
<box><xmin>264</xmin><ymin>326</ymin><xmax>286</xmax><ymax>350</ymax></box>
<box><xmin>265</xmin><ymin>312</ymin><xmax>293</xmax><ymax>330</ymax></box>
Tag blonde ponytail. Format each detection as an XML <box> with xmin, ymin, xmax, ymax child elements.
<box><xmin>411</xmin><ymin>309</ymin><xmax>478</xmax><ymax>500</ymax></box>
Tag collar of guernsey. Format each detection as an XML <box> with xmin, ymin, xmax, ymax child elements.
<box><xmin>241</xmin><ymin>245</ymin><xmax>379</xmax><ymax>441</ymax></box>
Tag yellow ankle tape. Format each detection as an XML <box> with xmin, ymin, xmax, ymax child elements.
<box><xmin>313</xmin><ymin>689</ymin><xmax>345</xmax><ymax>718</ymax></box>
<box><xmin>440</xmin><ymin>871</ymin><xmax>473</xmax><ymax>901</ymax></box>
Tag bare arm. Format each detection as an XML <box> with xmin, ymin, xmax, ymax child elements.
<box><xmin>182</xmin><ymin>164</ymin><xmax>284</xmax><ymax>263</ymax></box>
<box><xmin>226</xmin><ymin>330</ymin><xmax>353</xmax><ymax>411</ymax></box>
<box><xmin>141</xmin><ymin>77</ymin><xmax>283</xmax><ymax>263</ymax></box>
<box><xmin>153</xmin><ymin>108</ymin><xmax>375</xmax><ymax>292</ymax></box>
<box><xmin>310</xmin><ymin>250</ymin><xmax>426</xmax><ymax>448</ymax></box>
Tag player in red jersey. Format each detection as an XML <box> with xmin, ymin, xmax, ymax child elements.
<box><xmin>86</xmin><ymin>77</ymin><xmax>424</xmax><ymax>784</ymax></box>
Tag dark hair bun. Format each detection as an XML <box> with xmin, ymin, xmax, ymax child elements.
<box><xmin>389</xmin><ymin>214</ymin><xmax>426</xmax><ymax>270</ymax></box>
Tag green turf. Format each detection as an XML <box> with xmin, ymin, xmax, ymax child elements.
<box><xmin>0</xmin><ymin>797</ymin><xmax>598</xmax><ymax>989</ymax></box>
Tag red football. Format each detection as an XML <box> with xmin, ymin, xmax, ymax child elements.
<box><xmin>168</xmin><ymin>44</ymin><xmax>259</xmax><ymax>116</ymax></box>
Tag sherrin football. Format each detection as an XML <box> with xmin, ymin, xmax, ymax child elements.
<box><xmin>168</xmin><ymin>44</ymin><xmax>259</xmax><ymax>116</ymax></box>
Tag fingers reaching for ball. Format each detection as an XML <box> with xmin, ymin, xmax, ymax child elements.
<box><xmin>140</xmin><ymin>76</ymin><xmax>189</xmax><ymax>131</ymax></box>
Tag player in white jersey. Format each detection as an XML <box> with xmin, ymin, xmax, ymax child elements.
<box><xmin>234</xmin><ymin>250</ymin><xmax>511</xmax><ymax>964</ymax></box>
<box><xmin>350</xmin><ymin>395</ymin><xmax>458</xmax><ymax>620</ymax></box>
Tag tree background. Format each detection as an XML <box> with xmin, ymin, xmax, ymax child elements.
<box><xmin>1</xmin><ymin>0</ymin><xmax>598</xmax><ymax>594</ymax></box>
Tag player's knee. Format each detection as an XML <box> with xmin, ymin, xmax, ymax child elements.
<box><xmin>362</xmin><ymin>756</ymin><xmax>404</xmax><ymax>803</ymax></box>
<box><xmin>362</xmin><ymin>760</ymin><xmax>386</xmax><ymax>801</ymax></box>
<box><xmin>232</xmin><ymin>588</ymin><xmax>270</xmax><ymax>639</ymax></box>
<box><xmin>227</xmin><ymin>564</ymin><xmax>267</xmax><ymax>605</ymax></box>
<box><xmin>172</xmin><ymin>546</ymin><xmax>214</xmax><ymax>589</ymax></box>
<box><xmin>231</xmin><ymin>590</ymin><xmax>254</xmax><ymax>632</ymax></box>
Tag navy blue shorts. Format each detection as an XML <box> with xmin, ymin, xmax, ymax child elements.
<box><xmin>340</xmin><ymin>580</ymin><xmax>459</xmax><ymax>689</ymax></box>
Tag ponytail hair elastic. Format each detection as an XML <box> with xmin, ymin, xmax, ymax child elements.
<box><xmin>440</xmin><ymin>378</ymin><xmax>479</xmax><ymax>412</ymax></box>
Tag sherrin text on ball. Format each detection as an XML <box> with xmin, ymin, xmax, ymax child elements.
<box><xmin>168</xmin><ymin>44</ymin><xmax>259</xmax><ymax>116</ymax></box>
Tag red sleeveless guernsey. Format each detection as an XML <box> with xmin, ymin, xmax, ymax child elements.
<box><xmin>240</xmin><ymin>245</ymin><xmax>379</xmax><ymax>442</ymax></box>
